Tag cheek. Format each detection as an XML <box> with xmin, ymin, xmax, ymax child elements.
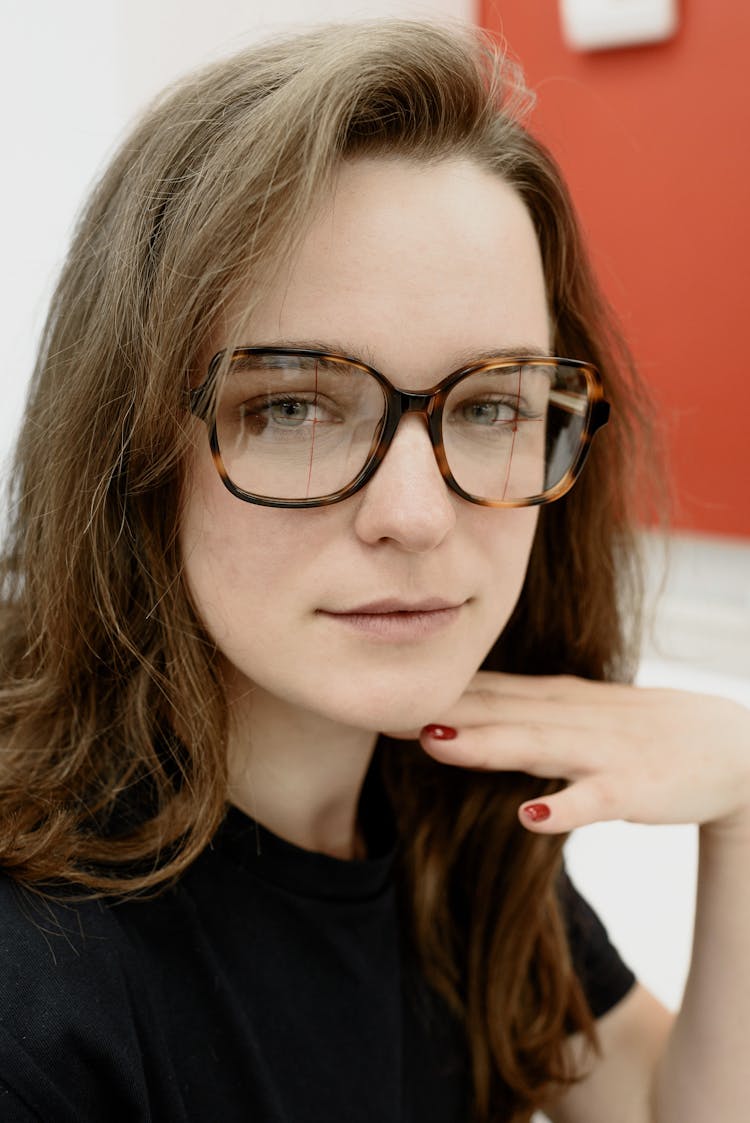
<box><xmin>178</xmin><ymin>451</ymin><xmax>276</xmax><ymax>642</ymax></box>
<box><xmin>481</xmin><ymin>507</ymin><xmax>539</xmax><ymax>612</ymax></box>
<box><xmin>487</xmin><ymin>503</ymin><xmax>538</xmax><ymax>565</ymax></box>
<box><xmin>179</xmin><ymin>450</ymin><xmax>331</xmax><ymax>645</ymax></box>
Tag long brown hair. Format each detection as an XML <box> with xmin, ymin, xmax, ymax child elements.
<box><xmin>0</xmin><ymin>20</ymin><xmax>654</xmax><ymax>1122</ymax></box>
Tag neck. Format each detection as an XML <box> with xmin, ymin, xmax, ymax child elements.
<box><xmin>225</xmin><ymin>682</ymin><xmax>378</xmax><ymax>861</ymax></box>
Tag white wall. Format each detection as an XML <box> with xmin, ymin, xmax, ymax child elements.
<box><xmin>1</xmin><ymin>1</ymin><xmax>120</xmax><ymax>476</ymax></box>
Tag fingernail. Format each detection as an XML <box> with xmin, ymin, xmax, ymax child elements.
<box><xmin>421</xmin><ymin>724</ymin><xmax>458</xmax><ymax>740</ymax></box>
<box><xmin>523</xmin><ymin>803</ymin><xmax>551</xmax><ymax>822</ymax></box>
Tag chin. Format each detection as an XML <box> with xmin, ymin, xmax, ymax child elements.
<box><xmin>314</xmin><ymin>671</ymin><xmax>472</xmax><ymax>737</ymax></box>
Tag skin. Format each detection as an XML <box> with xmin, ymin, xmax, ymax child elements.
<box><xmin>181</xmin><ymin>157</ymin><xmax>544</xmax><ymax>858</ymax></box>
<box><xmin>181</xmin><ymin>156</ymin><xmax>750</xmax><ymax>1118</ymax></box>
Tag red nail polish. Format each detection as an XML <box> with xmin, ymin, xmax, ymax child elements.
<box><xmin>421</xmin><ymin>724</ymin><xmax>457</xmax><ymax>740</ymax></box>
<box><xmin>523</xmin><ymin>803</ymin><xmax>551</xmax><ymax>822</ymax></box>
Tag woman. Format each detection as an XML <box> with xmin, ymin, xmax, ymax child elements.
<box><xmin>0</xmin><ymin>18</ymin><xmax>747</xmax><ymax>1123</ymax></box>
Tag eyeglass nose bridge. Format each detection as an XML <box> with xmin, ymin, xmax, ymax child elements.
<box><xmin>371</xmin><ymin>386</ymin><xmax>452</xmax><ymax>485</ymax></box>
<box><xmin>397</xmin><ymin>389</ymin><xmax>436</xmax><ymax>414</ymax></box>
<box><xmin>385</xmin><ymin>388</ymin><xmax>445</xmax><ymax>445</ymax></box>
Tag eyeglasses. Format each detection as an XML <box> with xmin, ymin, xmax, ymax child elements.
<box><xmin>188</xmin><ymin>347</ymin><xmax>610</xmax><ymax>508</ymax></box>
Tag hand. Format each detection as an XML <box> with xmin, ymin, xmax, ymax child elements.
<box><xmin>388</xmin><ymin>672</ymin><xmax>750</xmax><ymax>835</ymax></box>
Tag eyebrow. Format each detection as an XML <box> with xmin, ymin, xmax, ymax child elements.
<box><xmin>450</xmin><ymin>345</ymin><xmax>552</xmax><ymax>365</ymax></box>
<box><xmin>247</xmin><ymin>338</ymin><xmax>552</xmax><ymax>372</ymax></box>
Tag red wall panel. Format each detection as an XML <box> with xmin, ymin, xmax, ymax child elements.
<box><xmin>479</xmin><ymin>1</ymin><xmax>750</xmax><ymax>537</ymax></box>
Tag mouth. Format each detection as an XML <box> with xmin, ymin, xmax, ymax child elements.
<box><xmin>326</xmin><ymin>597</ymin><xmax>464</xmax><ymax>614</ymax></box>
<box><xmin>317</xmin><ymin>598</ymin><xmax>467</xmax><ymax>641</ymax></box>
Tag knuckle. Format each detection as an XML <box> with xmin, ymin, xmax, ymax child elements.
<box><xmin>517</xmin><ymin>724</ymin><xmax>554</xmax><ymax>776</ymax></box>
<box><xmin>588</xmin><ymin>775</ymin><xmax>618</xmax><ymax>815</ymax></box>
<box><xmin>467</xmin><ymin>687</ymin><xmax>504</xmax><ymax>718</ymax></box>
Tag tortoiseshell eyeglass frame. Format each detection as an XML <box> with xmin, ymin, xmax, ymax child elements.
<box><xmin>187</xmin><ymin>346</ymin><xmax>610</xmax><ymax>509</ymax></box>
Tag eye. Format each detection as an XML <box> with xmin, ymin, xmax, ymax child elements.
<box><xmin>459</xmin><ymin>398</ymin><xmax>522</xmax><ymax>425</ymax></box>
<box><xmin>237</xmin><ymin>394</ymin><xmax>338</xmax><ymax>433</ymax></box>
<box><xmin>255</xmin><ymin>397</ymin><xmax>323</xmax><ymax>427</ymax></box>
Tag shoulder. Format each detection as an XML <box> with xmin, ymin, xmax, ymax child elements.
<box><xmin>0</xmin><ymin>874</ymin><xmax>151</xmax><ymax>1120</ymax></box>
<box><xmin>0</xmin><ymin>872</ymin><xmax>124</xmax><ymax>1006</ymax></box>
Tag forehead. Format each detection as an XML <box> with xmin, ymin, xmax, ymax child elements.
<box><xmin>222</xmin><ymin>157</ymin><xmax>550</xmax><ymax>382</ymax></box>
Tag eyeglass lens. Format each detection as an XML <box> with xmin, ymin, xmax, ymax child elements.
<box><xmin>212</xmin><ymin>352</ymin><xmax>590</xmax><ymax>503</ymax></box>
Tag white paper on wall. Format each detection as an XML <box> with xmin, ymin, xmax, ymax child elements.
<box><xmin>559</xmin><ymin>0</ymin><xmax>679</xmax><ymax>52</ymax></box>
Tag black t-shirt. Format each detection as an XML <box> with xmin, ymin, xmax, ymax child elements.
<box><xmin>0</xmin><ymin>752</ymin><xmax>635</xmax><ymax>1122</ymax></box>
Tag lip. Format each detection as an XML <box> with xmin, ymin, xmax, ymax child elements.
<box><xmin>326</xmin><ymin>597</ymin><xmax>464</xmax><ymax>615</ymax></box>
<box><xmin>317</xmin><ymin>598</ymin><xmax>466</xmax><ymax>642</ymax></box>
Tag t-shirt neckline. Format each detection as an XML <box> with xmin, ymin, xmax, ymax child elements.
<box><xmin>212</xmin><ymin>744</ymin><xmax>400</xmax><ymax>902</ymax></box>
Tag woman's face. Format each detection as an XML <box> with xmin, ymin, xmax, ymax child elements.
<box><xmin>180</xmin><ymin>157</ymin><xmax>549</xmax><ymax>733</ymax></box>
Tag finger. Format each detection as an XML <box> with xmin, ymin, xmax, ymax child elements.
<box><xmin>466</xmin><ymin>670</ymin><xmax>603</xmax><ymax>703</ymax></box>
<box><xmin>418</xmin><ymin>721</ymin><xmax>589</xmax><ymax>779</ymax></box>
<box><xmin>432</xmin><ymin>697</ymin><xmax>614</xmax><ymax>733</ymax></box>
<box><xmin>519</xmin><ymin>777</ymin><xmax>621</xmax><ymax>834</ymax></box>
<box><xmin>382</xmin><ymin>679</ymin><xmax>596</xmax><ymax>742</ymax></box>
<box><xmin>416</xmin><ymin>677</ymin><xmax>628</xmax><ymax>733</ymax></box>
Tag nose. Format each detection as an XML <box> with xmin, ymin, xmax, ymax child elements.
<box><xmin>352</xmin><ymin>414</ymin><xmax>456</xmax><ymax>551</ymax></box>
